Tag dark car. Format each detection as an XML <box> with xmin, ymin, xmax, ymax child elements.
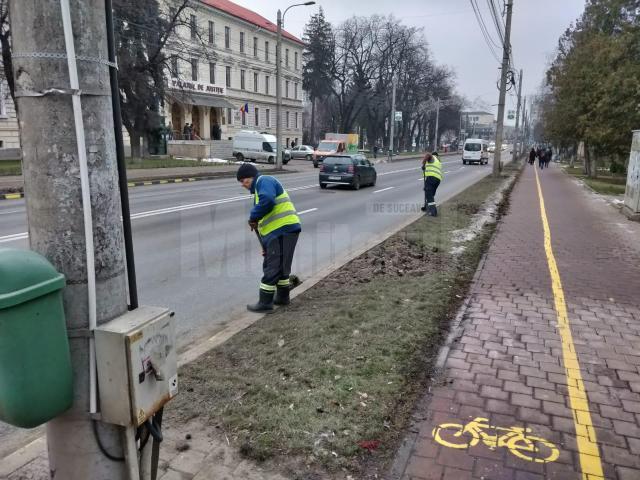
<box><xmin>289</xmin><ymin>145</ymin><xmax>315</xmax><ymax>160</ymax></box>
<box><xmin>319</xmin><ymin>154</ymin><xmax>377</xmax><ymax>190</ymax></box>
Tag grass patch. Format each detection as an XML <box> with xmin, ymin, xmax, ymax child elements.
<box><xmin>563</xmin><ymin>165</ymin><xmax>626</xmax><ymax>195</ymax></box>
<box><xmin>0</xmin><ymin>160</ymin><xmax>22</xmax><ymax>176</ymax></box>
<box><xmin>583</xmin><ymin>178</ymin><xmax>626</xmax><ymax>195</ymax></box>
<box><xmin>126</xmin><ymin>157</ymin><xmax>220</xmax><ymax>169</ymax></box>
<box><xmin>168</xmin><ymin>167</ymin><xmax>517</xmax><ymax>474</ymax></box>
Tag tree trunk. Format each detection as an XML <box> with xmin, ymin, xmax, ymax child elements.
<box><xmin>131</xmin><ymin>132</ymin><xmax>142</xmax><ymax>159</ymax></box>
<box><xmin>310</xmin><ymin>97</ymin><xmax>316</xmax><ymax>146</ymax></box>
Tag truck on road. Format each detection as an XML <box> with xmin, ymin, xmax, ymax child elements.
<box><xmin>313</xmin><ymin>133</ymin><xmax>359</xmax><ymax>168</ymax></box>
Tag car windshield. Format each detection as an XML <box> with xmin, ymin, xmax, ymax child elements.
<box><xmin>465</xmin><ymin>143</ymin><xmax>482</xmax><ymax>151</ymax></box>
<box><xmin>317</xmin><ymin>141</ymin><xmax>338</xmax><ymax>151</ymax></box>
<box><xmin>323</xmin><ymin>156</ymin><xmax>352</xmax><ymax>165</ymax></box>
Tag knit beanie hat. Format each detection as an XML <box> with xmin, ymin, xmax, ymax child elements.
<box><xmin>236</xmin><ymin>162</ymin><xmax>259</xmax><ymax>181</ymax></box>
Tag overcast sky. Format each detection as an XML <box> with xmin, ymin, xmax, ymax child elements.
<box><xmin>238</xmin><ymin>0</ymin><xmax>586</xmax><ymax>124</ymax></box>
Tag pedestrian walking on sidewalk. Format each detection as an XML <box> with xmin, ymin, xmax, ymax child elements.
<box><xmin>538</xmin><ymin>148</ymin><xmax>545</xmax><ymax>170</ymax></box>
<box><xmin>421</xmin><ymin>151</ymin><xmax>443</xmax><ymax>216</ymax></box>
<box><xmin>529</xmin><ymin>147</ymin><xmax>536</xmax><ymax>165</ymax></box>
<box><xmin>545</xmin><ymin>147</ymin><xmax>553</xmax><ymax>167</ymax></box>
<box><xmin>237</xmin><ymin>163</ymin><xmax>301</xmax><ymax>312</ymax></box>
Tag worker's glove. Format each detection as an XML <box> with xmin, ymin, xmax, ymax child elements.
<box><xmin>248</xmin><ymin>219</ymin><xmax>259</xmax><ymax>231</ymax></box>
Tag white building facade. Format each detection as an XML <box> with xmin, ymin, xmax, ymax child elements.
<box><xmin>165</xmin><ymin>0</ymin><xmax>305</xmax><ymax>148</ymax></box>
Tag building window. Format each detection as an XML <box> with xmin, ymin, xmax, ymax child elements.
<box><xmin>265</xmin><ymin>108</ymin><xmax>270</xmax><ymax>127</ymax></box>
<box><xmin>240</xmin><ymin>32</ymin><xmax>245</xmax><ymax>53</ymax></box>
<box><xmin>209</xmin><ymin>62</ymin><xmax>215</xmax><ymax>84</ymax></box>
<box><xmin>208</xmin><ymin>21</ymin><xmax>214</xmax><ymax>44</ymax></box>
<box><xmin>254</xmin><ymin>107</ymin><xmax>259</xmax><ymax>127</ymax></box>
<box><xmin>295</xmin><ymin>112</ymin><xmax>299</xmax><ymax>129</ymax></box>
<box><xmin>295</xmin><ymin>51</ymin><xmax>298</xmax><ymax>70</ymax></box>
<box><xmin>253</xmin><ymin>37</ymin><xmax>258</xmax><ymax>57</ymax></box>
<box><xmin>225</xmin><ymin>66</ymin><xmax>231</xmax><ymax>87</ymax></box>
<box><xmin>227</xmin><ymin>107</ymin><xmax>232</xmax><ymax>125</ymax></box>
<box><xmin>253</xmin><ymin>72</ymin><xmax>258</xmax><ymax>93</ymax></box>
<box><xmin>286</xmin><ymin>137</ymin><xmax>290</xmax><ymax>148</ymax></box>
<box><xmin>242</xmin><ymin>110</ymin><xmax>246</xmax><ymax>126</ymax></box>
<box><xmin>225</xmin><ymin>26</ymin><xmax>230</xmax><ymax>49</ymax></box>
<box><xmin>265</xmin><ymin>76</ymin><xmax>270</xmax><ymax>95</ymax></box>
<box><xmin>294</xmin><ymin>83</ymin><xmax>298</xmax><ymax>100</ymax></box>
<box><xmin>285</xmin><ymin>49</ymin><xmax>289</xmax><ymax>67</ymax></box>
<box><xmin>240</xmin><ymin>69</ymin><xmax>245</xmax><ymax>90</ymax></box>
<box><xmin>265</xmin><ymin>41</ymin><xmax>269</xmax><ymax>62</ymax></box>
<box><xmin>286</xmin><ymin>111</ymin><xmax>290</xmax><ymax>128</ymax></box>
<box><xmin>285</xmin><ymin>81</ymin><xmax>289</xmax><ymax>98</ymax></box>
<box><xmin>191</xmin><ymin>58</ymin><xmax>198</xmax><ymax>81</ymax></box>
<box><xmin>190</xmin><ymin>15</ymin><xmax>197</xmax><ymax>39</ymax></box>
<box><xmin>171</xmin><ymin>56</ymin><xmax>178</xmax><ymax>77</ymax></box>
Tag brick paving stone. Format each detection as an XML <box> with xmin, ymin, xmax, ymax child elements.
<box><xmin>395</xmin><ymin>166</ymin><xmax>640</xmax><ymax>480</ymax></box>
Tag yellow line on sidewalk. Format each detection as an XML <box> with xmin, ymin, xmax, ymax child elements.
<box><xmin>533</xmin><ymin>167</ymin><xmax>604</xmax><ymax>480</ymax></box>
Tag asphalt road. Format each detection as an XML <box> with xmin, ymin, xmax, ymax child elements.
<box><xmin>0</xmin><ymin>154</ymin><xmax>499</xmax><ymax>349</ymax></box>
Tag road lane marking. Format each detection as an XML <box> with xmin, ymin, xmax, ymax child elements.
<box><xmin>0</xmin><ymin>232</ymin><xmax>28</xmax><ymax>243</ymax></box>
<box><xmin>298</xmin><ymin>208</ymin><xmax>318</xmax><ymax>215</ymax></box>
<box><xmin>373</xmin><ymin>187</ymin><xmax>394</xmax><ymax>194</ymax></box>
<box><xmin>534</xmin><ymin>167</ymin><xmax>604</xmax><ymax>480</ymax></box>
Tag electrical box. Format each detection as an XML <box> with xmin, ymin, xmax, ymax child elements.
<box><xmin>94</xmin><ymin>306</ymin><xmax>178</xmax><ymax>427</ymax></box>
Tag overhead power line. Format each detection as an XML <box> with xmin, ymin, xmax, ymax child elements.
<box><xmin>469</xmin><ymin>0</ymin><xmax>502</xmax><ymax>63</ymax></box>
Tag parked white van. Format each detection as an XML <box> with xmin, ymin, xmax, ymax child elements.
<box><xmin>462</xmin><ymin>138</ymin><xmax>489</xmax><ymax>165</ymax></box>
<box><xmin>232</xmin><ymin>130</ymin><xmax>289</xmax><ymax>164</ymax></box>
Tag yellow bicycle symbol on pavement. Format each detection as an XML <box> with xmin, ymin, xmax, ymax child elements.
<box><xmin>432</xmin><ymin>417</ymin><xmax>560</xmax><ymax>463</ymax></box>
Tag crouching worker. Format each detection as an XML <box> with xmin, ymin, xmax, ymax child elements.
<box><xmin>421</xmin><ymin>151</ymin><xmax>443</xmax><ymax>216</ymax></box>
<box><xmin>237</xmin><ymin>163</ymin><xmax>301</xmax><ymax>312</ymax></box>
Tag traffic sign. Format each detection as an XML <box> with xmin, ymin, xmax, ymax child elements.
<box><xmin>394</xmin><ymin>111</ymin><xmax>402</xmax><ymax>122</ymax></box>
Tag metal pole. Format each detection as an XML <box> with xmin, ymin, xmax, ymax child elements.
<box><xmin>433</xmin><ymin>97</ymin><xmax>440</xmax><ymax>151</ymax></box>
<box><xmin>276</xmin><ymin>8</ymin><xmax>282</xmax><ymax>169</ymax></box>
<box><xmin>512</xmin><ymin>68</ymin><xmax>523</xmax><ymax>164</ymax></box>
<box><xmin>105</xmin><ymin>0</ymin><xmax>138</xmax><ymax>310</ymax></box>
<box><xmin>9</xmin><ymin>0</ymin><xmax>129</xmax><ymax>478</ymax></box>
<box><xmin>493</xmin><ymin>0</ymin><xmax>514</xmax><ymax>177</ymax></box>
<box><xmin>388</xmin><ymin>75</ymin><xmax>397</xmax><ymax>162</ymax></box>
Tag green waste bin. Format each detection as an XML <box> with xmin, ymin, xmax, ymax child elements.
<box><xmin>0</xmin><ymin>248</ymin><xmax>72</xmax><ymax>428</ymax></box>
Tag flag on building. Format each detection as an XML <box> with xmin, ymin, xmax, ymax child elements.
<box><xmin>240</xmin><ymin>103</ymin><xmax>249</xmax><ymax>113</ymax></box>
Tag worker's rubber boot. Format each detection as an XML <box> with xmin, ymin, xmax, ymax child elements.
<box><xmin>247</xmin><ymin>289</ymin><xmax>275</xmax><ymax>313</ymax></box>
<box><xmin>420</xmin><ymin>204</ymin><xmax>427</xmax><ymax>212</ymax></box>
<box><xmin>428</xmin><ymin>204</ymin><xmax>438</xmax><ymax>217</ymax></box>
<box><xmin>274</xmin><ymin>287</ymin><xmax>290</xmax><ymax>306</ymax></box>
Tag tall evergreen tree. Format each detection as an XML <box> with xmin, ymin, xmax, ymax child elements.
<box><xmin>302</xmin><ymin>8</ymin><xmax>333</xmax><ymax>144</ymax></box>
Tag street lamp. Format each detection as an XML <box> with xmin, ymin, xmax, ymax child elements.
<box><xmin>276</xmin><ymin>1</ymin><xmax>316</xmax><ymax>169</ymax></box>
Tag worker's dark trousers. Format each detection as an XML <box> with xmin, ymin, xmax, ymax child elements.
<box><xmin>424</xmin><ymin>177</ymin><xmax>441</xmax><ymax>216</ymax></box>
<box><xmin>260</xmin><ymin>232</ymin><xmax>299</xmax><ymax>293</ymax></box>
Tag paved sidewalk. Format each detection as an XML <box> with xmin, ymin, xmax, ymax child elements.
<box><xmin>396</xmin><ymin>164</ymin><xmax>640</xmax><ymax>479</ymax></box>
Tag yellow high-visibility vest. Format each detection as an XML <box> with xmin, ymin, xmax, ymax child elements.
<box><xmin>424</xmin><ymin>156</ymin><xmax>443</xmax><ymax>181</ymax></box>
<box><xmin>254</xmin><ymin>177</ymin><xmax>300</xmax><ymax>236</ymax></box>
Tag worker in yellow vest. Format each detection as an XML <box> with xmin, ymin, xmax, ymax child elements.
<box><xmin>421</xmin><ymin>151</ymin><xmax>443</xmax><ymax>216</ymax></box>
<box><xmin>237</xmin><ymin>163</ymin><xmax>301</xmax><ymax>312</ymax></box>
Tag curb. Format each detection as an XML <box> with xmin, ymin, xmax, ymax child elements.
<box><xmin>0</xmin><ymin>192</ymin><xmax>23</xmax><ymax>201</ymax></box>
<box><xmin>386</xmin><ymin>167</ymin><xmax>522</xmax><ymax>480</ymax></box>
<box><xmin>0</xmin><ymin>169</ymin><xmax>299</xmax><ymax>202</ymax></box>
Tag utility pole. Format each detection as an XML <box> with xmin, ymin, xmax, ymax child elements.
<box><xmin>388</xmin><ymin>75</ymin><xmax>397</xmax><ymax>162</ymax></box>
<box><xmin>433</xmin><ymin>97</ymin><xmax>440</xmax><ymax>151</ymax></box>
<box><xmin>492</xmin><ymin>0</ymin><xmax>514</xmax><ymax>177</ymax></box>
<box><xmin>520</xmin><ymin>95</ymin><xmax>527</xmax><ymax>151</ymax></box>
<box><xmin>10</xmin><ymin>0</ymin><xmax>129</xmax><ymax>478</ymax></box>
<box><xmin>276</xmin><ymin>8</ymin><xmax>283</xmax><ymax>170</ymax></box>
<box><xmin>512</xmin><ymin>69</ymin><xmax>523</xmax><ymax>164</ymax></box>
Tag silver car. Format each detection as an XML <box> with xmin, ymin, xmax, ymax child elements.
<box><xmin>289</xmin><ymin>145</ymin><xmax>315</xmax><ymax>161</ymax></box>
